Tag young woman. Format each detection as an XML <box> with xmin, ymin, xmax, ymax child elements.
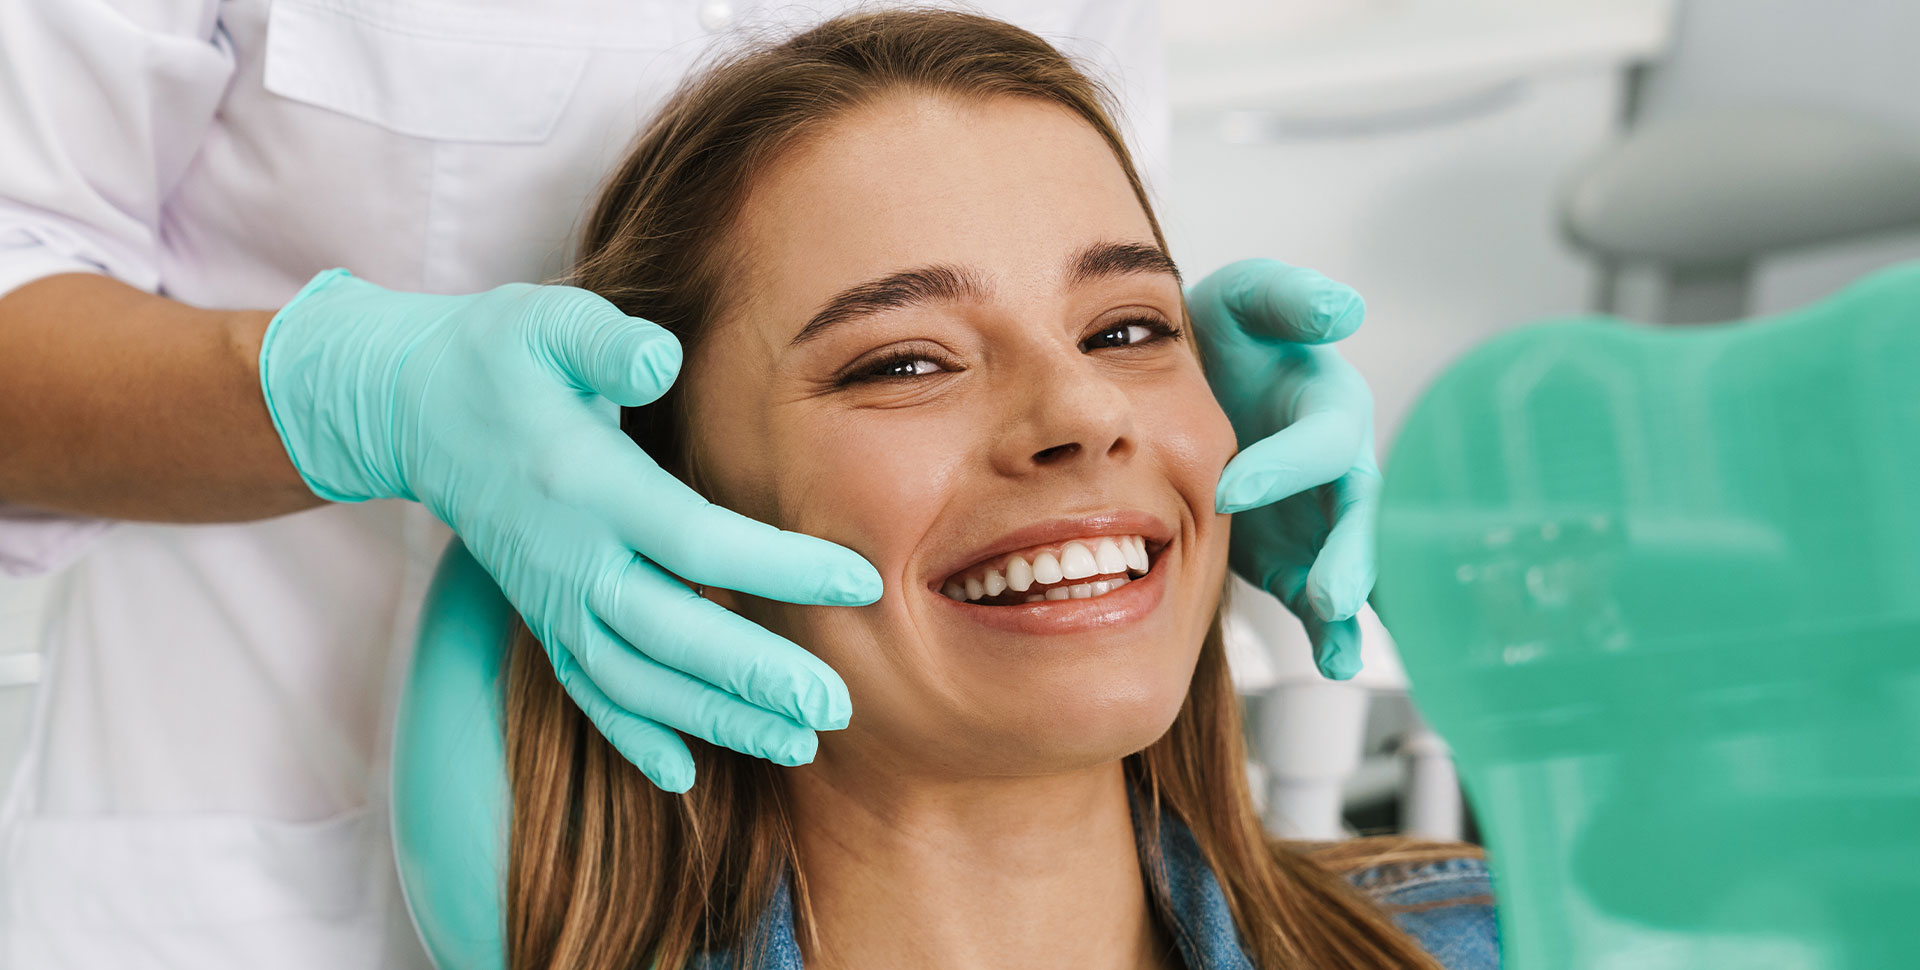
<box><xmin>505</xmin><ymin>11</ymin><xmax>1496</xmax><ymax>969</ymax></box>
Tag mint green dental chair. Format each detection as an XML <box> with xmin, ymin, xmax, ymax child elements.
<box><xmin>392</xmin><ymin>543</ymin><xmax>512</xmax><ymax>970</ymax></box>
<box><xmin>1377</xmin><ymin>262</ymin><xmax>1920</xmax><ymax>969</ymax></box>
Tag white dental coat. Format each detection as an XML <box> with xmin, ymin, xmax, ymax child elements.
<box><xmin>0</xmin><ymin>1</ymin><xmax>1169</xmax><ymax>966</ymax></box>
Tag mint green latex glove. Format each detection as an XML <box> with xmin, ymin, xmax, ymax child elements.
<box><xmin>260</xmin><ymin>269</ymin><xmax>882</xmax><ymax>792</ymax></box>
<box><xmin>1189</xmin><ymin>259</ymin><xmax>1379</xmax><ymax>681</ymax></box>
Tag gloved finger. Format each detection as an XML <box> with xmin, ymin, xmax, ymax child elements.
<box><xmin>1206</xmin><ymin>259</ymin><xmax>1366</xmax><ymax>346</ymax></box>
<box><xmin>609</xmin><ymin>454</ymin><xmax>882</xmax><ymax>606</ymax></box>
<box><xmin>548</xmin><ymin>644</ymin><xmax>697</xmax><ymax>792</ymax></box>
<box><xmin>567</xmin><ymin>614</ymin><xmax>819</xmax><ymax>766</ymax></box>
<box><xmin>1303</xmin><ymin>611</ymin><xmax>1365</xmax><ymax>681</ymax></box>
<box><xmin>535</xmin><ymin>287</ymin><xmax>685</xmax><ymax>407</ymax></box>
<box><xmin>590</xmin><ymin>555</ymin><xmax>853</xmax><ymax>731</ymax></box>
<box><xmin>1215</xmin><ymin>407</ymin><xmax>1364</xmax><ymax>514</ymax></box>
<box><xmin>1303</xmin><ymin>464</ymin><xmax>1382</xmax><ymax>622</ymax></box>
<box><xmin>1215</xmin><ymin>352</ymin><xmax>1372</xmax><ymax>513</ymax></box>
<box><xmin>1261</xmin><ymin>561</ymin><xmax>1365</xmax><ymax>681</ymax></box>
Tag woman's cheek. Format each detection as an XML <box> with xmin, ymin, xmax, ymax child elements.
<box><xmin>1147</xmin><ymin>376</ymin><xmax>1239</xmax><ymax>500</ymax></box>
<box><xmin>751</xmin><ymin>414</ymin><xmax>965</xmax><ymax>685</ymax></box>
<box><xmin>776</xmin><ymin>409</ymin><xmax>967</xmax><ymax>580</ymax></box>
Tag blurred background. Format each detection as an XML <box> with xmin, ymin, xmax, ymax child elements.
<box><xmin>5</xmin><ymin>0</ymin><xmax>1918</xmax><ymax>850</ymax></box>
<box><xmin>1157</xmin><ymin>0</ymin><xmax>1920</xmax><ymax>849</ymax></box>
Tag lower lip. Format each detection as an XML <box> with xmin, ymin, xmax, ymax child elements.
<box><xmin>931</xmin><ymin>554</ymin><xmax>1168</xmax><ymax>635</ymax></box>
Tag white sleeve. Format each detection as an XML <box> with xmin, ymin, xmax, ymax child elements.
<box><xmin>1058</xmin><ymin>0</ymin><xmax>1173</xmax><ymax>213</ymax></box>
<box><xmin>0</xmin><ymin>0</ymin><xmax>232</xmax><ymax>300</ymax></box>
<box><xmin>0</xmin><ymin>0</ymin><xmax>231</xmax><ymax>573</ymax></box>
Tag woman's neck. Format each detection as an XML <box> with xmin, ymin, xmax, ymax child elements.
<box><xmin>784</xmin><ymin>758</ymin><xmax>1176</xmax><ymax>970</ymax></box>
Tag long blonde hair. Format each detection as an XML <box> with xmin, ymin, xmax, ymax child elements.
<box><xmin>507</xmin><ymin>11</ymin><xmax>1477</xmax><ymax>969</ymax></box>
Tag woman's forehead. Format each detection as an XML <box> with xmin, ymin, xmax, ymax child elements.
<box><xmin>727</xmin><ymin>92</ymin><xmax>1160</xmax><ymax>333</ymax></box>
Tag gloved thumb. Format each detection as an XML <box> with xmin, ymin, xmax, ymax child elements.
<box><xmin>544</xmin><ymin>292</ymin><xmax>685</xmax><ymax>407</ymax></box>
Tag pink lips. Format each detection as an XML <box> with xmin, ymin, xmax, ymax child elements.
<box><xmin>926</xmin><ymin>510</ymin><xmax>1174</xmax><ymax>593</ymax></box>
<box><xmin>925</xmin><ymin>510</ymin><xmax>1175</xmax><ymax>635</ymax></box>
<box><xmin>935</xmin><ymin>550</ymin><xmax>1168</xmax><ymax>635</ymax></box>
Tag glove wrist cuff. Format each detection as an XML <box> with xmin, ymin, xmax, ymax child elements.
<box><xmin>259</xmin><ymin>268</ymin><xmax>408</xmax><ymax>503</ymax></box>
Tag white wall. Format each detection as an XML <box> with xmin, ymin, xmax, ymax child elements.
<box><xmin>1635</xmin><ymin>0</ymin><xmax>1920</xmax><ymax>131</ymax></box>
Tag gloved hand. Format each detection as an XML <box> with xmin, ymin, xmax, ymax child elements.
<box><xmin>1188</xmin><ymin>259</ymin><xmax>1380</xmax><ymax>681</ymax></box>
<box><xmin>260</xmin><ymin>269</ymin><xmax>881</xmax><ymax>792</ymax></box>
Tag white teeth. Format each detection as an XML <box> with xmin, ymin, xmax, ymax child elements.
<box><xmin>1005</xmin><ymin>555</ymin><xmax>1033</xmax><ymax>592</ymax></box>
<box><xmin>945</xmin><ymin>535</ymin><xmax>1153</xmax><ymax>606</ymax></box>
<box><xmin>1059</xmin><ymin>542</ymin><xmax>1098</xmax><ymax>580</ymax></box>
<box><xmin>1032</xmin><ymin>551</ymin><xmax>1064</xmax><ymax>585</ymax></box>
<box><xmin>983</xmin><ymin>567</ymin><xmax>1007</xmax><ymax>596</ymax></box>
<box><xmin>1010</xmin><ymin>575</ymin><xmax>1131</xmax><ymax>605</ymax></box>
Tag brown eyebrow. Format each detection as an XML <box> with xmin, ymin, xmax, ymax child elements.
<box><xmin>788</xmin><ymin>240</ymin><xmax>1180</xmax><ymax>346</ymax></box>
<box><xmin>791</xmin><ymin>264</ymin><xmax>985</xmax><ymax>345</ymax></box>
<box><xmin>1067</xmin><ymin>240</ymin><xmax>1182</xmax><ymax>289</ymax></box>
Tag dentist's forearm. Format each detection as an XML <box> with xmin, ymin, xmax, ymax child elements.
<box><xmin>0</xmin><ymin>272</ymin><xmax>321</xmax><ymax>521</ymax></box>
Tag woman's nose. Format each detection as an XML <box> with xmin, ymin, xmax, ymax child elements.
<box><xmin>993</xmin><ymin>358</ymin><xmax>1136</xmax><ymax>475</ymax></box>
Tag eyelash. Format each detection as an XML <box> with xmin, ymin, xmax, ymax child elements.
<box><xmin>837</xmin><ymin>316</ymin><xmax>1184</xmax><ymax>386</ymax></box>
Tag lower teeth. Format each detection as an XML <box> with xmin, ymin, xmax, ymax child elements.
<box><xmin>1022</xmin><ymin>575</ymin><xmax>1130</xmax><ymax>603</ymax></box>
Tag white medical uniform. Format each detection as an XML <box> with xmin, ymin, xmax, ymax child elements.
<box><xmin>0</xmin><ymin>0</ymin><xmax>1169</xmax><ymax>965</ymax></box>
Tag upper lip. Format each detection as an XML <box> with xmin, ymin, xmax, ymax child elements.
<box><xmin>926</xmin><ymin>510</ymin><xmax>1175</xmax><ymax>589</ymax></box>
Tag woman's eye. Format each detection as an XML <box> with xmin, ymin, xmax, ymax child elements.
<box><xmin>842</xmin><ymin>353</ymin><xmax>949</xmax><ymax>385</ymax></box>
<box><xmin>1084</xmin><ymin>316</ymin><xmax>1179</xmax><ymax>351</ymax></box>
<box><xmin>876</xmin><ymin>357</ymin><xmax>942</xmax><ymax>378</ymax></box>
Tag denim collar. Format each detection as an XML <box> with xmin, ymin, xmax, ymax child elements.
<box><xmin>692</xmin><ymin>786</ymin><xmax>1252</xmax><ymax>970</ymax></box>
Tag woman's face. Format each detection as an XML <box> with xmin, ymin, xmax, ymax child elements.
<box><xmin>687</xmin><ymin>92</ymin><xmax>1236</xmax><ymax>780</ymax></box>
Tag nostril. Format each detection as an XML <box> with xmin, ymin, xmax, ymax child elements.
<box><xmin>1031</xmin><ymin>442</ymin><xmax>1080</xmax><ymax>464</ymax></box>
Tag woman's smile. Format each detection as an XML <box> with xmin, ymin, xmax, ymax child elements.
<box><xmin>934</xmin><ymin>551</ymin><xmax>1169</xmax><ymax>636</ymax></box>
<box><xmin>936</xmin><ymin>533</ymin><xmax>1155</xmax><ymax>603</ymax></box>
<box><xmin>925</xmin><ymin>510</ymin><xmax>1175</xmax><ymax>634</ymax></box>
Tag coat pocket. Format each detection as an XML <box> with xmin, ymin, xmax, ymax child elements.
<box><xmin>3</xmin><ymin>808</ymin><xmax>393</xmax><ymax>967</ymax></box>
<box><xmin>264</xmin><ymin>0</ymin><xmax>589</xmax><ymax>143</ymax></box>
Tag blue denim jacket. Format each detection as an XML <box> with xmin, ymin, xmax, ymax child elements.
<box><xmin>693</xmin><ymin>795</ymin><xmax>1499</xmax><ymax>970</ymax></box>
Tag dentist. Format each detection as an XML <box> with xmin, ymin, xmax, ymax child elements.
<box><xmin>0</xmin><ymin>0</ymin><xmax>1378</xmax><ymax>966</ymax></box>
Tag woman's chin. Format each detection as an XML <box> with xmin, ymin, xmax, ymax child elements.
<box><xmin>813</xmin><ymin>686</ymin><xmax>1185</xmax><ymax>784</ymax></box>
<box><xmin>943</xmin><ymin>686</ymin><xmax>1191</xmax><ymax>776</ymax></box>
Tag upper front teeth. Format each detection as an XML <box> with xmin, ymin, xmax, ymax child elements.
<box><xmin>940</xmin><ymin>535</ymin><xmax>1153</xmax><ymax>603</ymax></box>
<box><xmin>1032</xmin><ymin>552</ymin><xmax>1064</xmax><ymax>586</ymax></box>
<box><xmin>1059</xmin><ymin>542</ymin><xmax>1098</xmax><ymax>579</ymax></box>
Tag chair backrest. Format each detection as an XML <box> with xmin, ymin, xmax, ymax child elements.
<box><xmin>1376</xmin><ymin>262</ymin><xmax>1920</xmax><ymax>968</ymax></box>
<box><xmin>391</xmin><ymin>540</ymin><xmax>511</xmax><ymax>970</ymax></box>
